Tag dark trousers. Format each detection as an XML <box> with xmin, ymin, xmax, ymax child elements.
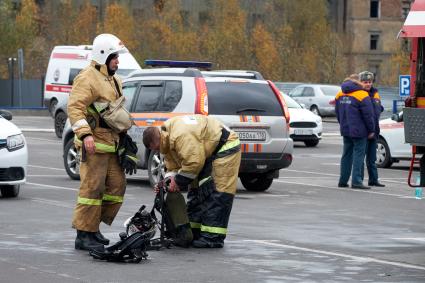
<box><xmin>339</xmin><ymin>136</ymin><xmax>367</xmax><ymax>186</ymax></box>
<box><xmin>361</xmin><ymin>138</ymin><xmax>378</xmax><ymax>184</ymax></box>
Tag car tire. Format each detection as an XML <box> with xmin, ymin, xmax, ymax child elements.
<box><xmin>310</xmin><ymin>105</ymin><xmax>320</xmax><ymax>116</ymax></box>
<box><xmin>49</xmin><ymin>99</ymin><xmax>58</xmax><ymax>117</ymax></box>
<box><xmin>240</xmin><ymin>173</ymin><xmax>273</xmax><ymax>192</ymax></box>
<box><xmin>64</xmin><ymin>138</ymin><xmax>81</xmax><ymax>180</ymax></box>
<box><xmin>376</xmin><ymin>137</ymin><xmax>393</xmax><ymax>168</ymax></box>
<box><xmin>147</xmin><ymin>150</ymin><xmax>165</xmax><ymax>188</ymax></box>
<box><xmin>1</xmin><ymin>185</ymin><xmax>20</xmax><ymax>198</ymax></box>
<box><xmin>55</xmin><ymin>111</ymin><xmax>67</xmax><ymax>138</ymax></box>
<box><xmin>304</xmin><ymin>140</ymin><xmax>319</xmax><ymax>147</ymax></box>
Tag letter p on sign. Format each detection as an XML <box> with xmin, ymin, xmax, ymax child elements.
<box><xmin>399</xmin><ymin>75</ymin><xmax>411</xmax><ymax>98</ymax></box>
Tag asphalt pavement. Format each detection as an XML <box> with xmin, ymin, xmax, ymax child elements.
<box><xmin>1</xmin><ymin>116</ymin><xmax>424</xmax><ymax>283</ymax></box>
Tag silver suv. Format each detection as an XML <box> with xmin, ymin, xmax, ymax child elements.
<box><xmin>62</xmin><ymin>62</ymin><xmax>293</xmax><ymax>192</ymax></box>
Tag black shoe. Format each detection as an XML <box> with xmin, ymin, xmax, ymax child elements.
<box><xmin>338</xmin><ymin>183</ymin><xmax>349</xmax><ymax>188</ymax></box>
<box><xmin>192</xmin><ymin>237</ymin><xmax>223</xmax><ymax>248</ymax></box>
<box><xmin>368</xmin><ymin>182</ymin><xmax>385</xmax><ymax>187</ymax></box>
<box><xmin>94</xmin><ymin>231</ymin><xmax>110</xmax><ymax>245</ymax></box>
<box><xmin>75</xmin><ymin>230</ymin><xmax>104</xmax><ymax>251</ymax></box>
<box><xmin>351</xmin><ymin>184</ymin><xmax>371</xmax><ymax>190</ymax></box>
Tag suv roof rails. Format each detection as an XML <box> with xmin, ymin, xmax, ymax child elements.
<box><xmin>126</xmin><ymin>68</ymin><xmax>203</xmax><ymax>78</ymax></box>
<box><xmin>203</xmin><ymin>70</ymin><xmax>264</xmax><ymax>80</ymax></box>
<box><xmin>144</xmin><ymin>59</ymin><xmax>213</xmax><ymax>70</ymax></box>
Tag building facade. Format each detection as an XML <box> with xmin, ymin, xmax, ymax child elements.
<box><xmin>328</xmin><ymin>0</ymin><xmax>412</xmax><ymax>81</ymax></box>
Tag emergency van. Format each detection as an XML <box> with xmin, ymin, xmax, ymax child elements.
<box><xmin>44</xmin><ymin>45</ymin><xmax>141</xmax><ymax>115</ymax></box>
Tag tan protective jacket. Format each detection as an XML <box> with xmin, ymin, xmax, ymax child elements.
<box><xmin>160</xmin><ymin>115</ymin><xmax>233</xmax><ymax>180</ymax></box>
<box><xmin>68</xmin><ymin>61</ymin><xmax>122</xmax><ymax>153</ymax></box>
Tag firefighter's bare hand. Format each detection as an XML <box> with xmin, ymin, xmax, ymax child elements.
<box><xmin>83</xmin><ymin>135</ymin><xmax>96</xmax><ymax>154</ymax></box>
<box><xmin>367</xmin><ymin>132</ymin><xmax>375</xmax><ymax>139</ymax></box>
<box><xmin>168</xmin><ymin>177</ymin><xmax>180</xmax><ymax>193</ymax></box>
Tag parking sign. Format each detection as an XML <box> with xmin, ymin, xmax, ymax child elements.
<box><xmin>399</xmin><ymin>75</ymin><xmax>411</xmax><ymax>97</ymax></box>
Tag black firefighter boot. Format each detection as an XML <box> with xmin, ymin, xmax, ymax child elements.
<box><xmin>94</xmin><ymin>231</ymin><xmax>110</xmax><ymax>245</ymax></box>
<box><xmin>75</xmin><ymin>230</ymin><xmax>104</xmax><ymax>251</ymax></box>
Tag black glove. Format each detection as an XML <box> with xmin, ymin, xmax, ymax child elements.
<box><xmin>118</xmin><ymin>133</ymin><xmax>138</xmax><ymax>175</ymax></box>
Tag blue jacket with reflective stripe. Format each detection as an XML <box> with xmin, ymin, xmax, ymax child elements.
<box><xmin>335</xmin><ymin>81</ymin><xmax>375</xmax><ymax>138</ymax></box>
<box><xmin>368</xmin><ymin>87</ymin><xmax>384</xmax><ymax>135</ymax></box>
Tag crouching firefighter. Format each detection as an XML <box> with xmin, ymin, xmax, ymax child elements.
<box><xmin>143</xmin><ymin>115</ymin><xmax>241</xmax><ymax>248</ymax></box>
<box><xmin>68</xmin><ymin>33</ymin><xmax>137</xmax><ymax>251</ymax></box>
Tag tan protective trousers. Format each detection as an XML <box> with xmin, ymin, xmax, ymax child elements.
<box><xmin>72</xmin><ymin>152</ymin><xmax>126</xmax><ymax>232</ymax></box>
<box><xmin>212</xmin><ymin>150</ymin><xmax>242</xmax><ymax>195</ymax></box>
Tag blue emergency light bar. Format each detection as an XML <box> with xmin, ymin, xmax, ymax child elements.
<box><xmin>144</xmin><ymin>59</ymin><xmax>213</xmax><ymax>70</ymax></box>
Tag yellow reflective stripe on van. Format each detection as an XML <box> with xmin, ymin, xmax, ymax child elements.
<box><xmin>102</xmin><ymin>194</ymin><xmax>123</xmax><ymax>203</ymax></box>
<box><xmin>190</xmin><ymin>222</ymin><xmax>201</xmax><ymax>229</ymax></box>
<box><xmin>201</xmin><ymin>225</ymin><xmax>227</xmax><ymax>235</ymax></box>
<box><xmin>218</xmin><ymin>139</ymin><xmax>240</xmax><ymax>153</ymax></box>
<box><xmin>199</xmin><ymin>176</ymin><xmax>212</xmax><ymax>186</ymax></box>
<box><xmin>73</xmin><ymin>136</ymin><xmax>116</xmax><ymax>153</ymax></box>
<box><xmin>78</xmin><ymin>197</ymin><xmax>102</xmax><ymax>205</ymax></box>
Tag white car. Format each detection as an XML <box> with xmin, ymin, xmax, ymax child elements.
<box><xmin>282</xmin><ymin>93</ymin><xmax>323</xmax><ymax>147</ymax></box>
<box><xmin>377</xmin><ymin>112</ymin><xmax>414</xmax><ymax>168</ymax></box>
<box><xmin>0</xmin><ymin>110</ymin><xmax>28</xmax><ymax>197</ymax></box>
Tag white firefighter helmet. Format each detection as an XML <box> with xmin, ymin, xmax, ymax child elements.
<box><xmin>91</xmin><ymin>33</ymin><xmax>128</xmax><ymax>65</ymax></box>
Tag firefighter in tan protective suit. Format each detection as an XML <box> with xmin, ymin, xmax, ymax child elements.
<box><xmin>68</xmin><ymin>34</ymin><xmax>129</xmax><ymax>251</ymax></box>
<box><xmin>143</xmin><ymin>115</ymin><xmax>241</xmax><ymax>248</ymax></box>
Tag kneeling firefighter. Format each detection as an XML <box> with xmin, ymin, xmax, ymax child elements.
<box><xmin>143</xmin><ymin>115</ymin><xmax>241</xmax><ymax>248</ymax></box>
<box><xmin>68</xmin><ymin>33</ymin><xmax>137</xmax><ymax>251</ymax></box>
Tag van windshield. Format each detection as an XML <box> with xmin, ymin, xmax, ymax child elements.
<box><xmin>207</xmin><ymin>82</ymin><xmax>284</xmax><ymax>116</ymax></box>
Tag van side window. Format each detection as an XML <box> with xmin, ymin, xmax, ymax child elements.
<box><xmin>122</xmin><ymin>82</ymin><xmax>139</xmax><ymax>111</ymax></box>
<box><xmin>133</xmin><ymin>81</ymin><xmax>182</xmax><ymax>112</ymax></box>
<box><xmin>68</xmin><ymin>68</ymin><xmax>82</xmax><ymax>85</ymax></box>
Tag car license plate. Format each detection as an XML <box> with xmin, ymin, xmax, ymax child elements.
<box><xmin>236</xmin><ymin>131</ymin><xmax>266</xmax><ymax>141</ymax></box>
<box><xmin>294</xmin><ymin>129</ymin><xmax>313</xmax><ymax>135</ymax></box>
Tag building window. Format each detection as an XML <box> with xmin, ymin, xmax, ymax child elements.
<box><xmin>402</xmin><ymin>0</ymin><xmax>411</xmax><ymax>19</ymax></box>
<box><xmin>370</xmin><ymin>34</ymin><xmax>379</xmax><ymax>50</ymax></box>
<box><xmin>370</xmin><ymin>0</ymin><xmax>379</xmax><ymax>18</ymax></box>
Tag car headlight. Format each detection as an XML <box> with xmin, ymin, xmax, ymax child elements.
<box><xmin>7</xmin><ymin>134</ymin><xmax>25</xmax><ymax>151</ymax></box>
<box><xmin>316</xmin><ymin>117</ymin><xmax>322</xmax><ymax>124</ymax></box>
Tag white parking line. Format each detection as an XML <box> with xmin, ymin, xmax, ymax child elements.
<box><xmin>274</xmin><ymin>179</ymin><xmax>415</xmax><ymax>198</ymax></box>
<box><xmin>392</xmin><ymin>238</ymin><xmax>425</xmax><ymax>243</ymax></box>
<box><xmin>26</xmin><ymin>182</ymin><xmax>77</xmax><ymax>191</ymax></box>
<box><xmin>28</xmin><ymin>165</ymin><xmax>65</xmax><ymax>171</ymax></box>
<box><xmin>25</xmin><ymin>137</ymin><xmax>60</xmax><ymax>143</ymax></box>
<box><xmin>21</xmin><ymin>128</ymin><xmax>54</xmax><ymax>133</ymax></box>
<box><xmin>283</xmin><ymin>169</ymin><xmax>339</xmax><ymax>177</ymax></box>
<box><xmin>243</xmin><ymin>240</ymin><xmax>425</xmax><ymax>271</ymax></box>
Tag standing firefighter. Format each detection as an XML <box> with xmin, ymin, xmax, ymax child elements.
<box><xmin>68</xmin><ymin>34</ymin><xmax>136</xmax><ymax>251</ymax></box>
<box><xmin>143</xmin><ymin>115</ymin><xmax>241</xmax><ymax>248</ymax></box>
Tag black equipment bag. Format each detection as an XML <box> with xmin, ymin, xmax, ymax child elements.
<box><xmin>89</xmin><ymin>205</ymin><xmax>156</xmax><ymax>263</ymax></box>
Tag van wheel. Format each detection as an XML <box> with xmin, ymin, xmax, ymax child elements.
<box><xmin>240</xmin><ymin>173</ymin><xmax>273</xmax><ymax>192</ymax></box>
<box><xmin>64</xmin><ymin>138</ymin><xmax>80</xmax><ymax>180</ymax></box>
<box><xmin>49</xmin><ymin>99</ymin><xmax>58</xmax><ymax>117</ymax></box>
<box><xmin>1</xmin><ymin>185</ymin><xmax>20</xmax><ymax>198</ymax></box>
<box><xmin>147</xmin><ymin>150</ymin><xmax>165</xmax><ymax>188</ymax></box>
<box><xmin>55</xmin><ymin>111</ymin><xmax>67</xmax><ymax>138</ymax></box>
<box><xmin>376</xmin><ymin>137</ymin><xmax>392</xmax><ymax>168</ymax></box>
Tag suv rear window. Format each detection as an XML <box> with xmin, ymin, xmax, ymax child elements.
<box><xmin>133</xmin><ymin>80</ymin><xmax>182</xmax><ymax>112</ymax></box>
<box><xmin>207</xmin><ymin>82</ymin><xmax>283</xmax><ymax>116</ymax></box>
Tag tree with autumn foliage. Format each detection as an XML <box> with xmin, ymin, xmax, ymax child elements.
<box><xmin>101</xmin><ymin>3</ymin><xmax>137</xmax><ymax>55</ymax></box>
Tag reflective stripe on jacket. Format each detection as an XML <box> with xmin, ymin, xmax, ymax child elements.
<box><xmin>67</xmin><ymin>61</ymin><xmax>122</xmax><ymax>153</ymax></box>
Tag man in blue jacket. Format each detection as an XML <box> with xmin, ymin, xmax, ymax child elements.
<box><xmin>359</xmin><ymin>71</ymin><xmax>385</xmax><ymax>187</ymax></box>
<box><xmin>335</xmin><ymin>75</ymin><xmax>375</xmax><ymax>189</ymax></box>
